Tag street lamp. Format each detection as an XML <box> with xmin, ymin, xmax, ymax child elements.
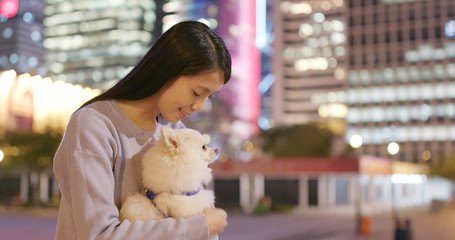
<box><xmin>349</xmin><ymin>134</ymin><xmax>366</xmax><ymax>234</ymax></box>
<box><xmin>0</xmin><ymin>149</ymin><xmax>4</xmax><ymax>163</ymax></box>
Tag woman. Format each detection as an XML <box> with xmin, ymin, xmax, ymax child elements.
<box><xmin>53</xmin><ymin>21</ymin><xmax>231</xmax><ymax>239</ymax></box>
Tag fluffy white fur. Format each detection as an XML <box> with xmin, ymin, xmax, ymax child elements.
<box><xmin>119</xmin><ymin>127</ymin><xmax>218</xmax><ymax>222</ymax></box>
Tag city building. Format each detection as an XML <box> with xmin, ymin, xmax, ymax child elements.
<box><xmin>43</xmin><ymin>0</ymin><xmax>164</xmax><ymax>90</ymax></box>
<box><xmin>272</xmin><ymin>0</ymin><xmax>348</xmax><ymax>131</ymax></box>
<box><xmin>0</xmin><ymin>0</ymin><xmax>46</xmax><ymax>76</ymax></box>
<box><xmin>345</xmin><ymin>0</ymin><xmax>455</xmax><ymax>163</ymax></box>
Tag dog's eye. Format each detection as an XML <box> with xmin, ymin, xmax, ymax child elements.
<box><xmin>202</xmin><ymin>145</ymin><xmax>207</xmax><ymax>150</ymax></box>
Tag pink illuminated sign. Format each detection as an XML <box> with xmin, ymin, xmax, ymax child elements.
<box><xmin>219</xmin><ymin>0</ymin><xmax>261</xmax><ymax>135</ymax></box>
<box><xmin>0</xmin><ymin>0</ymin><xmax>19</xmax><ymax>18</ymax></box>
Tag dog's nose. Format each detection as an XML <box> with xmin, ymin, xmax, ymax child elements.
<box><xmin>215</xmin><ymin>148</ymin><xmax>219</xmax><ymax>154</ymax></box>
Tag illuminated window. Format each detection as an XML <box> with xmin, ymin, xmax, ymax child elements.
<box><xmin>359</xmin><ymin>69</ymin><xmax>370</xmax><ymax>84</ymax></box>
<box><xmin>408</xmin><ymin>86</ymin><xmax>419</xmax><ymax>101</ymax></box>
<box><xmin>434</xmin><ymin>48</ymin><xmax>445</xmax><ymax>60</ymax></box>
<box><xmin>405</xmin><ymin>50</ymin><xmax>419</xmax><ymax>62</ymax></box>
<box><xmin>371</xmin><ymin>88</ymin><xmax>381</xmax><ymax>103</ymax></box>
<box><xmin>421</xmin><ymin>67</ymin><xmax>432</xmax><ymax>81</ymax></box>
<box><xmin>420</xmin><ymin>103</ymin><xmax>432</xmax><ymax>121</ymax></box>
<box><xmin>396</xmin><ymin>85</ymin><xmax>408</xmax><ymax>101</ymax></box>
<box><xmin>372</xmin><ymin>107</ymin><xmax>384</xmax><ymax>122</ymax></box>
<box><xmin>448</xmin><ymin>83</ymin><xmax>455</xmax><ymax>98</ymax></box>
<box><xmin>347</xmin><ymin>108</ymin><xmax>360</xmax><ymax>123</ymax></box>
<box><xmin>447</xmin><ymin>63</ymin><xmax>455</xmax><ymax>79</ymax></box>
<box><xmin>372</xmin><ymin>70</ymin><xmax>382</xmax><ymax>83</ymax></box>
<box><xmin>396</xmin><ymin>67</ymin><xmax>407</xmax><ymax>82</ymax></box>
<box><xmin>408</xmin><ymin>66</ymin><xmax>420</xmax><ymax>81</ymax></box>
<box><xmin>422</xmin><ymin>126</ymin><xmax>434</xmax><ymax>141</ymax></box>
<box><xmin>434</xmin><ymin>64</ymin><xmax>445</xmax><ymax>79</ymax></box>
<box><xmin>360</xmin><ymin>88</ymin><xmax>370</xmax><ymax>103</ymax></box>
<box><xmin>447</xmin><ymin>103</ymin><xmax>455</xmax><ymax>118</ymax></box>
<box><xmin>397</xmin><ymin>106</ymin><xmax>410</xmax><ymax>123</ymax></box>
<box><xmin>445</xmin><ymin>20</ymin><xmax>455</xmax><ymax>38</ymax></box>
<box><xmin>347</xmin><ymin>88</ymin><xmax>358</xmax><ymax>104</ymax></box>
<box><xmin>383</xmin><ymin>88</ymin><xmax>396</xmax><ymax>102</ymax></box>
<box><xmin>446</xmin><ymin>43</ymin><xmax>455</xmax><ymax>58</ymax></box>
<box><xmin>383</xmin><ymin>68</ymin><xmax>394</xmax><ymax>83</ymax></box>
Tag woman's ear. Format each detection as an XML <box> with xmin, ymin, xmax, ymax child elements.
<box><xmin>161</xmin><ymin>127</ymin><xmax>179</xmax><ymax>149</ymax></box>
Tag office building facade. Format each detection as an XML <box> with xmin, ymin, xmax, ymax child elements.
<box><xmin>272</xmin><ymin>0</ymin><xmax>348</xmax><ymax>129</ymax></box>
<box><xmin>43</xmin><ymin>0</ymin><xmax>164</xmax><ymax>90</ymax></box>
<box><xmin>345</xmin><ymin>0</ymin><xmax>455</xmax><ymax>163</ymax></box>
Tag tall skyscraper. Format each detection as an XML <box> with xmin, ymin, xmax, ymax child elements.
<box><xmin>345</xmin><ymin>0</ymin><xmax>455</xmax><ymax>163</ymax></box>
<box><xmin>272</xmin><ymin>0</ymin><xmax>348</xmax><ymax>134</ymax></box>
<box><xmin>0</xmin><ymin>0</ymin><xmax>46</xmax><ymax>76</ymax></box>
<box><xmin>43</xmin><ymin>0</ymin><xmax>164</xmax><ymax>90</ymax></box>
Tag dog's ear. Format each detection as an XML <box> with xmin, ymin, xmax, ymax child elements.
<box><xmin>161</xmin><ymin>127</ymin><xmax>179</xmax><ymax>150</ymax></box>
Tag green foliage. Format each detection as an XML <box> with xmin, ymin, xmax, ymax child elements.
<box><xmin>259</xmin><ymin>123</ymin><xmax>334</xmax><ymax>157</ymax></box>
<box><xmin>0</xmin><ymin>130</ymin><xmax>62</xmax><ymax>172</ymax></box>
<box><xmin>430</xmin><ymin>155</ymin><xmax>455</xmax><ymax>182</ymax></box>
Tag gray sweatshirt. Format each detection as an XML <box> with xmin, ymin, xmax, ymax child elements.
<box><xmin>53</xmin><ymin>100</ymin><xmax>216</xmax><ymax>240</ymax></box>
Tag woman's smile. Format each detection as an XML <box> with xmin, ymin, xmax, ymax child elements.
<box><xmin>178</xmin><ymin>108</ymin><xmax>189</xmax><ymax>119</ymax></box>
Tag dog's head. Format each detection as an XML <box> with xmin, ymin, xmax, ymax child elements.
<box><xmin>142</xmin><ymin>127</ymin><xmax>218</xmax><ymax>193</ymax></box>
<box><xmin>160</xmin><ymin>127</ymin><xmax>219</xmax><ymax>165</ymax></box>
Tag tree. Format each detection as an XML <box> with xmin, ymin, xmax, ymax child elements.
<box><xmin>258</xmin><ymin>123</ymin><xmax>336</xmax><ymax>157</ymax></box>
<box><xmin>430</xmin><ymin>155</ymin><xmax>455</xmax><ymax>182</ymax></box>
<box><xmin>0</xmin><ymin>130</ymin><xmax>62</xmax><ymax>172</ymax></box>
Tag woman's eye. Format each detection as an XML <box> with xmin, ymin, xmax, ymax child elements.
<box><xmin>202</xmin><ymin>145</ymin><xmax>207</xmax><ymax>150</ymax></box>
<box><xmin>193</xmin><ymin>91</ymin><xmax>200</xmax><ymax>97</ymax></box>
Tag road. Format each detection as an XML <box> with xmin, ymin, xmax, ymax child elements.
<box><xmin>1</xmin><ymin>206</ymin><xmax>455</xmax><ymax>240</ymax></box>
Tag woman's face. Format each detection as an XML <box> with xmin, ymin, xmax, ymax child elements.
<box><xmin>157</xmin><ymin>71</ymin><xmax>225</xmax><ymax>122</ymax></box>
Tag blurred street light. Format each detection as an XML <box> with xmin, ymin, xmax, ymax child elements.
<box><xmin>0</xmin><ymin>149</ymin><xmax>4</xmax><ymax>162</ymax></box>
<box><xmin>387</xmin><ymin>142</ymin><xmax>400</xmax><ymax>155</ymax></box>
<box><xmin>349</xmin><ymin>134</ymin><xmax>363</xmax><ymax>149</ymax></box>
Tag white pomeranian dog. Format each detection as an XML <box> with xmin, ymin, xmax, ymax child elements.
<box><xmin>119</xmin><ymin>127</ymin><xmax>218</xmax><ymax>222</ymax></box>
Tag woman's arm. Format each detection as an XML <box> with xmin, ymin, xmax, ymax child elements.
<box><xmin>53</xmin><ymin>109</ymin><xmax>213</xmax><ymax>240</ymax></box>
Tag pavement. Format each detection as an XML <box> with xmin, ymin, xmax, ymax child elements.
<box><xmin>1</xmin><ymin>205</ymin><xmax>455</xmax><ymax>240</ymax></box>
<box><xmin>220</xmin><ymin>207</ymin><xmax>455</xmax><ymax>240</ymax></box>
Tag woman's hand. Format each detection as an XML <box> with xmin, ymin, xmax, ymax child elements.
<box><xmin>203</xmin><ymin>208</ymin><xmax>228</xmax><ymax>235</ymax></box>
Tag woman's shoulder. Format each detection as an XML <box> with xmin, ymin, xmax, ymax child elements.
<box><xmin>69</xmin><ymin>100</ymin><xmax>117</xmax><ymax>129</ymax></box>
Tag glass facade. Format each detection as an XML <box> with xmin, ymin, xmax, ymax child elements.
<box><xmin>43</xmin><ymin>0</ymin><xmax>162</xmax><ymax>89</ymax></box>
<box><xmin>272</xmin><ymin>0</ymin><xmax>348</xmax><ymax>128</ymax></box>
<box><xmin>346</xmin><ymin>0</ymin><xmax>455</xmax><ymax>162</ymax></box>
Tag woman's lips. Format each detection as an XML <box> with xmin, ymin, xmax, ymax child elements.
<box><xmin>178</xmin><ymin>108</ymin><xmax>187</xmax><ymax>118</ymax></box>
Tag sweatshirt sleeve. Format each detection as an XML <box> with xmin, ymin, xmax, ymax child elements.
<box><xmin>53</xmin><ymin>109</ymin><xmax>211</xmax><ymax>240</ymax></box>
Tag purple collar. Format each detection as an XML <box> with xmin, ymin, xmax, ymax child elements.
<box><xmin>145</xmin><ymin>189</ymin><xmax>200</xmax><ymax>201</ymax></box>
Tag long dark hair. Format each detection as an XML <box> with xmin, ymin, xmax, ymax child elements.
<box><xmin>78</xmin><ymin>21</ymin><xmax>231</xmax><ymax>109</ymax></box>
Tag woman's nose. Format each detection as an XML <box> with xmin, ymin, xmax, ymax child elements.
<box><xmin>192</xmin><ymin>99</ymin><xmax>206</xmax><ymax>112</ymax></box>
